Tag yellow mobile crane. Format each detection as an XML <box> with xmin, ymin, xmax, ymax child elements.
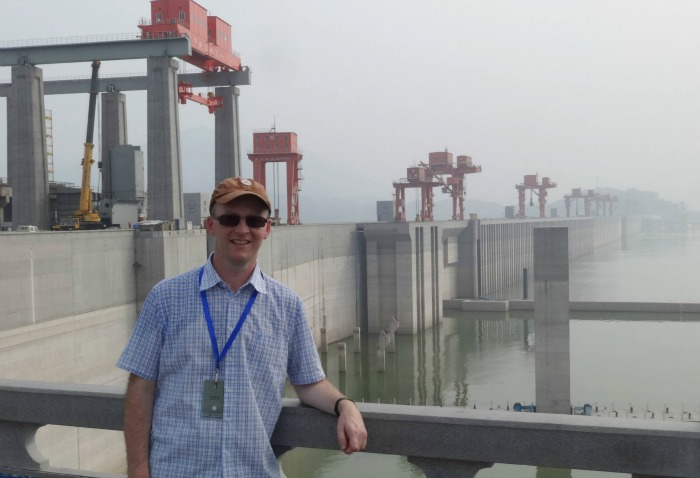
<box><xmin>54</xmin><ymin>60</ymin><xmax>106</xmax><ymax>230</ymax></box>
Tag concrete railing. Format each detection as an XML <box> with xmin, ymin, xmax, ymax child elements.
<box><xmin>1</xmin><ymin>379</ymin><xmax>699</xmax><ymax>478</ymax></box>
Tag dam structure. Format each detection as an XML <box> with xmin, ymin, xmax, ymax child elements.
<box><xmin>2</xmin><ymin>214</ymin><xmax>697</xmax><ymax>478</ymax></box>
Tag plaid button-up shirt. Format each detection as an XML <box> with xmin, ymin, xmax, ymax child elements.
<box><xmin>117</xmin><ymin>257</ymin><xmax>325</xmax><ymax>477</ymax></box>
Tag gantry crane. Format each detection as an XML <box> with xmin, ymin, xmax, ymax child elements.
<box><xmin>393</xmin><ymin>165</ymin><xmax>442</xmax><ymax>221</ymax></box>
<box><xmin>247</xmin><ymin>129</ymin><xmax>303</xmax><ymax>225</ymax></box>
<box><xmin>564</xmin><ymin>188</ymin><xmax>597</xmax><ymax>217</ymax></box>
<box><xmin>393</xmin><ymin>150</ymin><xmax>482</xmax><ymax>222</ymax></box>
<box><xmin>139</xmin><ymin>0</ymin><xmax>238</xmax><ymax>112</ymax></box>
<box><xmin>515</xmin><ymin>174</ymin><xmax>557</xmax><ymax>218</ymax></box>
<box><xmin>420</xmin><ymin>152</ymin><xmax>481</xmax><ymax>220</ymax></box>
<box><xmin>595</xmin><ymin>194</ymin><xmax>618</xmax><ymax>216</ymax></box>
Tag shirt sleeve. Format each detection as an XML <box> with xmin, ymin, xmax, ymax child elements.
<box><xmin>286</xmin><ymin>295</ymin><xmax>325</xmax><ymax>386</ymax></box>
<box><xmin>116</xmin><ymin>286</ymin><xmax>167</xmax><ymax>381</ymax></box>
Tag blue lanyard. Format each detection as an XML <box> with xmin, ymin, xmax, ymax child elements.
<box><xmin>199</xmin><ymin>267</ymin><xmax>258</xmax><ymax>376</ymax></box>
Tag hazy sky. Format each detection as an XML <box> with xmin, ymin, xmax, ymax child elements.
<box><xmin>1</xmin><ymin>0</ymin><xmax>699</xmax><ymax>213</ymax></box>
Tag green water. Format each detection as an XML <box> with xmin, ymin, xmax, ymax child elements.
<box><xmin>281</xmin><ymin>233</ymin><xmax>700</xmax><ymax>477</ymax></box>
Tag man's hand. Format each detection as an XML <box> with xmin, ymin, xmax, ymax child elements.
<box><xmin>293</xmin><ymin>379</ymin><xmax>368</xmax><ymax>454</ymax></box>
<box><xmin>336</xmin><ymin>399</ymin><xmax>367</xmax><ymax>454</ymax></box>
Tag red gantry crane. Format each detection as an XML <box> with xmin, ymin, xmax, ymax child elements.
<box><xmin>393</xmin><ymin>165</ymin><xmax>442</xmax><ymax>222</ymax></box>
<box><xmin>247</xmin><ymin>129</ymin><xmax>303</xmax><ymax>225</ymax></box>
<box><xmin>564</xmin><ymin>188</ymin><xmax>597</xmax><ymax>217</ymax></box>
<box><xmin>516</xmin><ymin>174</ymin><xmax>557</xmax><ymax>218</ymax></box>
<box><xmin>139</xmin><ymin>0</ymin><xmax>242</xmax><ymax>112</ymax></box>
<box><xmin>393</xmin><ymin>150</ymin><xmax>482</xmax><ymax>221</ymax></box>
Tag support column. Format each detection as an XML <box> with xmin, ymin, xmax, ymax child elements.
<box><xmin>214</xmin><ymin>86</ymin><xmax>241</xmax><ymax>183</ymax></box>
<box><xmin>0</xmin><ymin>421</ymin><xmax>48</xmax><ymax>470</ymax></box>
<box><xmin>457</xmin><ymin>219</ymin><xmax>480</xmax><ymax>298</ymax></box>
<box><xmin>7</xmin><ymin>64</ymin><xmax>49</xmax><ymax>229</ymax></box>
<box><xmin>100</xmin><ymin>91</ymin><xmax>128</xmax><ymax>199</ymax></box>
<box><xmin>364</xmin><ymin>223</ymin><xmax>416</xmax><ymax>333</ymax></box>
<box><xmin>407</xmin><ymin>457</ymin><xmax>493</xmax><ymax>478</ymax></box>
<box><xmin>534</xmin><ymin>227</ymin><xmax>570</xmax><ymax>414</ymax></box>
<box><xmin>147</xmin><ymin>57</ymin><xmax>183</xmax><ymax>223</ymax></box>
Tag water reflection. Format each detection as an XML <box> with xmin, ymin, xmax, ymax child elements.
<box><xmin>283</xmin><ymin>311</ymin><xmax>700</xmax><ymax>477</ymax></box>
<box><xmin>282</xmin><ymin>234</ymin><xmax>700</xmax><ymax>477</ymax></box>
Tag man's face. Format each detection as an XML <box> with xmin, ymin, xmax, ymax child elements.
<box><xmin>206</xmin><ymin>195</ymin><xmax>271</xmax><ymax>270</ymax></box>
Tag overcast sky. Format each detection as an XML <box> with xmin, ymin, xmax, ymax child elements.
<box><xmin>1</xmin><ymin>0</ymin><xmax>699</xmax><ymax>214</ymax></box>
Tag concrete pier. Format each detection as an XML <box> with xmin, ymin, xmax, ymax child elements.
<box><xmin>100</xmin><ymin>91</ymin><xmax>128</xmax><ymax>200</ymax></box>
<box><xmin>534</xmin><ymin>227</ymin><xmax>571</xmax><ymax>414</ymax></box>
<box><xmin>214</xmin><ymin>86</ymin><xmax>242</xmax><ymax>182</ymax></box>
<box><xmin>146</xmin><ymin>57</ymin><xmax>184</xmax><ymax>223</ymax></box>
<box><xmin>7</xmin><ymin>65</ymin><xmax>49</xmax><ymax>229</ymax></box>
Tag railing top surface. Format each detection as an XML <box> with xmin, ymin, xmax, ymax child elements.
<box><xmin>2</xmin><ymin>378</ymin><xmax>699</xmax><ymax>433</ymax></box>
<box><xmin>1</xmin><ymin>379</ymin><xmax>699</xmax><ymax>477</ymax></box>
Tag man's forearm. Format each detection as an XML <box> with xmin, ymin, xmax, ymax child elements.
<box><xmin>124</xmin><ymin>374</ymin><xmax>156</xmax><ymax>477</ymax></box>
<box><xmin>293</xmin><ymin>378</ymin><xmax>343</xmax><ymax>413</ymax></box>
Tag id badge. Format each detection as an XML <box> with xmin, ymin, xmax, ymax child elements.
<box><xmin>202</xmin><ymin>380</ymin><xmax>225</xmax><ymax>418</ymax></box>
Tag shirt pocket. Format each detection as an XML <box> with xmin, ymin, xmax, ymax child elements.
<box><xmin>247</xmin><ymin>333</ymin><xmax>288</xmax><ymax>385</ymax></box>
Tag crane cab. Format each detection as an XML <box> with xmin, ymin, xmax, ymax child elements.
<box><xmin>138</xmin><ymin>0</ymin><xmax>241</xmax><ymax>71</ymax></box>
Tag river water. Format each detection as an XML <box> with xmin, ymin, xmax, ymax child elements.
<box><xmin>280</xmin><ymin>232</ymin><xmax>700</xmax><ymax>478</ymax></box>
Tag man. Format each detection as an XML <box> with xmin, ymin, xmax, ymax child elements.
<box><xmin>118</xmin><ymin>177</ymin><xmax>367</xmax><ymax>478</ymax></box>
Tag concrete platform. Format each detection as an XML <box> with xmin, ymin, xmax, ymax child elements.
<box><xmin>445</xmin><ymin>299</ymin><xmax>700</xmax><ymax>314</ymax></box>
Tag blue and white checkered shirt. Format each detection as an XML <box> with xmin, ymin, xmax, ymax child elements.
<box><xmin>117</xmin><ymin>256</ymin><xmax>325</xmax><ymax>478</ymax></box>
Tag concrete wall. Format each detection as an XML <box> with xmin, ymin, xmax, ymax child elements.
<box><xmin>0</xmin><ymin>217</ymin><xmax>630</xmax><ymax>474</ymax></box>
<box><xmin>0</xmin><ymin>228</ymin><xmax>134</xmax><ymax>474</ymax></box>
<box><xmin>0</xmin><ymin>229</ymin><xmax>206</xmax><ymax>474</ymax></box>
<box><xmin>0</xmin><ymin>217</ymin><xmax>625</xmax><ymax>338</ymax></box>
<box><xmin>0</xmin><ymin>230</ymin><xmax>135</xmax><ymax>330</ymax></box>
<box><xmin>257</xmin><ymin>223</ymin><xmax>362</xmax><ymax>344</ymax></box>
<box><xmin>476</xmin><ymin>217</ymin><xmax>623</xmax><ymax>299</ymax></box>
<box><xmin>134</xmin><ymin>229</ymin><xmax>208</xmax><ymax>310</ymax></box>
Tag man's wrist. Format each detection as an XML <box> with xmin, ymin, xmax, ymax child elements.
<box><xmin>334</xmin><ymin>396</ymin><xmax>354</xmax><ymax>416</ymax></box>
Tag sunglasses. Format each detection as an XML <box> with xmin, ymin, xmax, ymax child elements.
<box><xmin>213</xmin><ymin>214</ymin><xmax>268</xmax><ymax>228</ymax></box>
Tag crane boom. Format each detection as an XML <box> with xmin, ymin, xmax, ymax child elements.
<box><xmin>54</xmin><ymin>60</ymin><xmax>105</xmax><ymax>230</ymax></box>
<box><xmin>77</xmin><ymin>60</ymin><xmax>101</xmax><ymax>219</ymax></box>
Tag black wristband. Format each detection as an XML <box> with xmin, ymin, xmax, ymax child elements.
<box><xmin>334</xmin><ymin>396</ymin><xmax>354</xmax><ymax>416</ymax></box>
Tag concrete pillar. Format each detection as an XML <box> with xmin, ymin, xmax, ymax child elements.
<box><xmin>214</xmin><ymin>86</ymin><xmax>241</xmax><ymax>183</ymax></box>
<box><xmin>0</xmin><ymin>421</ymin><xmax>48</xmax><ymax>470</ymax></box>
<box><xmin>364</xmin><ymin>224</ymin><xmax>415</xmax><ymax>333</ymax></box>
<box><xmin>0</xmin><ymin>183</ymin><xmax>10</xmax><ymax>224</ymax></box>
<box><xmin>319</xmin><ymin>327</ymin><xmax>328</xmax><ymax>353</ymax></box>
<box><xmin>100</xmin><ymin>91</ymin><xmax>128</xmax><ymax>199</ymax></box>
<box><xmin>147</xmin><ymin>57</ymin><xmax>183</xmax><ymax>223</ymax></box>
<box><xmin>534</xmin><ymin>227</ymin><xmax>570</xmax><ymax>414</ymax></box>
<box><xmin>338</xmin><ymin>343</ymin><xmax>346</xmax><ymax>372</ymax></box>
<box><xmin>406</xmin><ymin>457</ymin><xmax>493</xmax><ymax>478</ymax></box>
<box><xmin>458</xmin><ymin>219</ymin><xmax>480</xmax><ymax>298</ymax></box>
<box><xmin>7</xmin><ymin>65</ymin><xmax>49</xmax><ymax>229</ymax></box>
<box><xmin>376</xmin><ymin>348</ymin><xmax>385</xmax><ymax>372</ymax></box>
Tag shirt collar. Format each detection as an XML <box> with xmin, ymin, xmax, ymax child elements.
<box><xmin>200</xmin><ymin>253</ymin><xmax>268</xmax><ymax>295</ymax></box>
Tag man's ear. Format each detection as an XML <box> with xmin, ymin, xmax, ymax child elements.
<box><xmin>205</xmin><ymin>216</ymin><xmax>215</xmax><ymax>235</ymax></box>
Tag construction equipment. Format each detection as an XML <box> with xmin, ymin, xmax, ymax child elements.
<box><xmin>515</xmin><ymin>174</ymin><xmax>557</xmax><ymax>218</ymax></box>
<box><xmin>54</xmin><ymin>60</ymin><xmax>106</xmax><ymax>231</ymax></box>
